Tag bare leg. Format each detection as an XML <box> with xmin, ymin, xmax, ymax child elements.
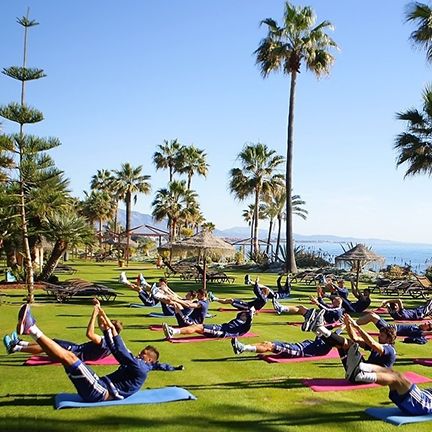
<box><xmin>284</xmin><ymin>305</ymin><xmax>308</xmax><ymax>315</ymax></box>
<box><xmin>356</xmin><ymin>312</ymin><xmax>380</xmax><ymax>326</ymax></box>
<box><xmin>178</xmin><ymin>324</ymin><xmax>204</xmax><ymax>335</ymax></box>
<box><xmin>31</xmin><ymin>334</ymin><xmax>78</xmax><ymax>367</ymax></box>
<box><xmin>18</xmin><ymin>344</ymin><xmax>44</xmax><ymax>355</ymax></box>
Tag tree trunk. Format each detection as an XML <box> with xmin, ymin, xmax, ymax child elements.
<box><xmin>125</xmin><ymin>192</ymin><xmax>131</xmax><ymax>266</ymax></box>
<box><xmin>253</xmin><ymin>187</ymin><xmax>260</xmax><ymax>257</ymax></box>
<box><xmin>275</xmin><ymin>216</ymin><xmax>282</xmax><ymax>262</ymax></box>
<box><xmin>266</xmin><ymin>218</ymin><xmax>274</xmax><ymax>256</ymax></box>
<box><xmin>250</xmin><ymin>215</ymin><xmax>254</xmax><ymax>258</ymax></box>
<box><xmin>285</xmin><ymin>72</ymin><xmax>298</xmax><ymax>273</ymax></box>
<box><xmin>39</xmin><ymin>239</ymin><xmax>67</xmax><ymax>281</ymax></box>
<box><xmin>99</xmin><ymin>218</ymin><xmax>102</xmax><ymax>247</ymax></box>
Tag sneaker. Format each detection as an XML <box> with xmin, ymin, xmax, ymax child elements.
<box><xmin>423</xmin><ymin>299</ymin><xmax>432</xmax><ymax>317</ymax></box>
<box><xmin>272</xmin><ymin>298</ymin><xmax>284</xmax><ymax>315</ymax></box>
<box><xmin>162</xmin><ymin>323</ymin><xmax>174</xmax><ymax>340</ymax></box>
<box><xmin>16</xmin><ymin>304</ymin><xmax>36</xmax><ymax>335</ymax></box>
<box><xmin>3</xmin><ymin>335</ymin><xmax>13</xmax><ymax>354</ymax></box>
<box><xmin>310</xmin><ymin>309</ymin><xmax>326</xmax><ymax>333</ymax></box>
<box><xmin>301</xmin><ymin>308</ymin><xmax>317</xmax><ymax>332</ymax></box>
<box><xmin>345</xmin><ymin>343</ymin><xmax>363</xmax><ymax>381</ymax></box>
<box><xmin>10</xmin><ymin>331</ymin><xmax>20</xmax><ymax>345</ymax></box>
<box><xmin>119</xmin><ymin>271</ymin><xmax>129</xmax><ymax>285</ymax></box>
<box><xmin>231</xmin><ymin>337</ymin><xmax>244</xmax><ymax>355</ymax></box>
<box><xmin>208</xmin><ymin>291</ymin><xmax>216</xmax><ymax>302</ymax></box>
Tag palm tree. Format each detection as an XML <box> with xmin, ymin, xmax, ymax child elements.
<box><xmin>394</xmin><ymin>86</ymin><xmax>432</xmax><ymax>176</ymax></box>
<box><xmin>112</xmin><ymin>163</ymin><xmax>151</xmax><ymax>265</ymax></box>
<box><xmin>229</xmin><ymin>143</ymin><xmax>284</xmax><ymax>257</ymax></box>
<box><xmin>177</xmin><ymin>145</ymin><xmax>208</xmax><ymax>190</ymax></box>
<box><xmin>153</xmin><ymin>139</ymin><xmax>182</xmax><ymax>182</ymax></box>
<box><xmin>152</xmin><ymin>180</ymin><xmax>197</xmax><ymax>241</ymax></box>
<box><xmin>406</xmin><ymin>2</ymin><xmax>432</xmax><ymax>63</ymax></box>
<box><xmin>255</xmin><ymin>1</ymin><xmax>337</xmax><ymax>272</ymax></box>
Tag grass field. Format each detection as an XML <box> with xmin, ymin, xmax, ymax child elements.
<box><xmin>1</xmin><ymin>260</ymin><xmax>431</xmax><ymax>431</ymax></box>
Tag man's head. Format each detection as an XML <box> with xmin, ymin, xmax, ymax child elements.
<box><xmin>196</xmin><ymin>288</ymin><xmax>207</xmax><ymax>300</ymax></box>
<box><xmin>379</xmin><ymin>325</ymin><xmax>397</xmax><ymax>344</ymax></box>
<box><xmin>389</xmin><ymin>302</ymin><xmax>400</xmax><ymax>312</ymax></box>
<box><xmin>159</xmin><ymin>278</ymin><xmax>168</xmax><ymax>286</ymax></box>
<box><xmin>185</xmin><ymin>290</ymin><xmax>197</xmax><ymax>300</ymax></box>
<box><xmin>138</xmin><ymin>345</ymin><xmax>159</xmax><ymax>363</ymax></box>
<box><xmin>111</xmin><ymin>319</ymin><xmax>123</xmax><ymax>333</ymax></box>
<box><xmin>337</xmin><ymin>279</ymin><xmax>345</xmax><ymax>287</ymax></box>
<box><xmin>332</xmin><ymin>296</ymin><xmax>343</xmax><ymax>307</ymax></box>
<box><xmin>362</xmin><ymin>288</ymin><xmax>371</xmax><ymax>298</ymax></box>
<box><xmin>419</xmin><ymin>321</ymin><xmax>432</xmax><ymax>331</ymax></box>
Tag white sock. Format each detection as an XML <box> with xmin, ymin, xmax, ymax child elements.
<box><xmin>280</xmin><ymin>306</ymin><xmax>289</xmax><ymax>312</ymax></box>
<box><xmin>28</xmin><ymin>325</ymin><xmax>43</xmax><ymax>340</ymax></box>
<box><xmin>172</xmin><ymin>328</ymin><xmax>181</xmax><ymax>335</ymax></box>
<box><xmin>358</xmin><ymin>362</ymin><xmax>374</xmax><ymax>372</ymax></box>
<box><xmin>18</xmin><ymin>340</ymin><xmax>29</xmax><ymax>347</ymax></box>
<box><xmin>316</xmin><ymin>326</ymin><xmax>331</xmax><ymax>337</ymax></box>
<box><xmin>242</xmin><ymin>344</ymin><xmax>257</xmax><ymax>352</ymax></box>
<box><xmin>13</xmin><ymin>345</ymin><xmax>24</xmax><ymax>352</ymax></box>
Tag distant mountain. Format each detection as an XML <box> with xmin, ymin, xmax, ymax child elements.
<box><xmin>118</xmin><ymin>210</ymin><xmax>427</xmax><ymax>246</ymax></box>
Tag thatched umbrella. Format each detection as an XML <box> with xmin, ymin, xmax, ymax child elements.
<box><xmin>158</xmin><ymin>230</ymin><xmax>235</xmax><ymax>290</ymax></box>
<box><xmin>335</xmin><ymin>244</ymin><xmax>384</xmax><ymax>289</ymax></box>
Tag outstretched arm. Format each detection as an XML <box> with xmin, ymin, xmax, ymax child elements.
<box><xmin>380</xmin><ymin>298</ymin><xmax>404</xmax><ymax>309</ymax></box>
<box><xmin>344</xmin><ymin>314</ymin><xmax>384</xmax><ymax>354</ymax></box>
<box><xmin>86</xmin><ymin>299</ymin><xmax>102</xmax><ymax>344</ymax></box>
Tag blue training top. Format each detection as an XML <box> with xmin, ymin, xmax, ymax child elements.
<box><xmin>53</xmin><ymin>337</ymin><xmax>111</xmax><ymax>362</ymax></box>
<box><xmin>365</xmin><ymin>344</ymin><xmax>396</xmax><ymax>368</ymax></box>
<box><xmin>101</xmin><ymin>331</ymin><xmax>152</xmax><ymax>399</ymax></box>
<box><xmin>221</xmin><ymin>310</ymin><xmax>253</xmax><ymax>335</ymax></box>
<box><xmin>188</xmin><ymin>299</ymin><xmax>209</xmax><ymax>324</ymax></box>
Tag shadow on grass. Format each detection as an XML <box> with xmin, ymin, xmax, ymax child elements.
<box><xmin>0</xmin><ymin>393</ymin><xmax>55</xmax><ymax>407</ymax></box>
<box><xmin>191</xmin><ymin>356</ymin><xmax>260</xmax><ymax>363</ymax></box>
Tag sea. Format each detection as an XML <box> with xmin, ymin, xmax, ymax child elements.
<box><xmin>294</xmin><ymin>241</ymin><xmax>432</xmax><ymax>274</ymax></box>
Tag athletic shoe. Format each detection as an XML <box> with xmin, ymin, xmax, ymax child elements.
<box><xmin>3</xmin><ymin>335</ymin><xmax>13</xmax><ymax>354</ymax></box>
<box><xmin>272</xmin><ymin>298</ymin><xmax>284</xmax><ymax>315</ymax></box>
<box><xmin>119</xmin><ymin>271</ymin><xmax>129</xmax><ymax>285</ymax></box>
<box><xmin>310</xmin><ymin>309</ymin><xmax>326</xmax><ymax>333</ymax></box>
<box><xmin>16</xmin><ymin>304</ymin><xmax>36</xmax><ymax>335</ymax></box>
<box><xmin>301</xmin><ymin>308</ymin><xmax>317</xmax><ymax>332</ymax></box>
<box><xmin>231</xmin><ymin>337</ymin><xmax>244</xmax><ymax>355</ymax></box>
<box><xmin>162</xmin><ymin>323</ymin><xmax>174</xmax><ymax>340</ymax></box>
<box><xmin>208</xmin><ymin>291</ymin><xmax>216</xmax><ymax>302</ymax></box>
<box><xmin>423</xmin><ymin>299</ymin><xmax>432</xmax><ymax>317</ymax></box>
<box><xmin>10</xmin><ymin>331</ymin><xmax>20</xmax><ymax>345</ymax></box>
<box><xmin>345</xmin><ymin>343</ymin><xmax>363</xmax><ymax>381</ymax></box>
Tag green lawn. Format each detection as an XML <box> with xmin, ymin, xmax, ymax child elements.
<box><xmin>0</xmin><ymin>260</ymin><xmax>431</xmax><ymax>431</ymax></box>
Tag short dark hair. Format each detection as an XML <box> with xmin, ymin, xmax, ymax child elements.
<box><xmin>144</xmin><ymin>345</ymin><xmax>160</xmax><ymax>361</ymax></box>
<box><xmin>159</xmin><ymin>278</ymin><xmax>167</xmax><ymax>284</ymax></box>
<box><xmin>197</xmin><ymin>288</ymin><xmax>207</xmax><ymax>297</ymax></box>
<box><xmin>381</xmin><ymin>325</ymin><xmax>397</xmax><ymax>344</ymax></box>
<box><xmin>111</xmin><ymin>319</ymin><xmax>123</xmax><ymax>333</ymax></box>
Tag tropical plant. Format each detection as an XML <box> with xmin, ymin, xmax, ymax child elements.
<box><xmin>255</xmin><ymin>1</ymin><xmax>337</xmax><ymax>272</ymax></box>
<box><xmin>153</xmin><ymin>139</ymin><xmax>182</xmax><ymax>182</ymax></box>
<box><xmin>112</xmin><ymin>163</ymin><xmax>151</xmax><ymax>265</ymax></box>
<box><xmin>229</xmin><ymin>143</ymin><xmax>284</xmax><ymax>256</ymax></box>
<box><xmin>0</xmin><ymin>13</ymin><xmax>62</xmax><ymax>301</ymax></box>
<box><xmin>406</xmin><ymin>2</ymin><xmax>432</xmax><ymax>62</ymax></box>
<box><xmin>177</xmin><ymin>144</ymin><xmax>208</xmax><ymax>190</ymax></box>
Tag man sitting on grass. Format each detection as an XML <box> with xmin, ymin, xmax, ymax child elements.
<box><xmin>356</xmin><ymin>311</ymin><xmax>432</xmax><ymax>344</ymax></box>
<box><xmin>380</xmin><ymin>298</ymin><xmax>432</xmax><ymax>321</ymax></box>
<box><xmin>162</xmin><ymin>308</ymin><xmax>254</xmax><ymax>340</ymax></box>
<box><xmin>14</xmin><ymin>302</ymin><xmax>173</xmax><ymax>402</ymax></box>
<box><xmin>119</xmin><ymin>272</ymin><xmax>158</xmax><ymax>307</ymax></box>
<box><xmin>173</xmin><ymin>288</ymin><xmax>209</xmax><ymax>327</ymax></box>
<box><xmin>307</xmin><ymin>311</ymin><xmax>397</xmax><ymax>384</ymax></box>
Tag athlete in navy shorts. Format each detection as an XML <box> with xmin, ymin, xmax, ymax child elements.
<box><xmin>15</xmin><ymin>303</ymin><xmax>166</xmax><ymax>402</ymax></box>
<box><xmin>163</xmin><ymin>309</ymin><xmax>254</xmax><ymax>339</ymax></box>
<box><xmin>380</xmin><ymin>298</ymin><xmax>432</xmax><ymax>321</ymax></box>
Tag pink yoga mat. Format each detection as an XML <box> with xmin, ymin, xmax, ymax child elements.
<box><xmin>302</xmin><ymin>371</ymin><xmax>431</xmax><ymax>392</ymax></box>
<box><xmin>414</xmin><ymin>358</ymin><xmax>432</xmax><ymax>367</ymax></box>
<box><xmin>368</xmin><ymin>331</ymin><xmax>432</xmax><ymax>340</ymax></box>
<box><xmin>216</xmin><ymin>308</ymin><xmax>275</xmax><ymax>314</ymax></box>
<box><xmin>373</xmin><ymin>307</ymin><xmax>388</xmax><ymax>314</ymax></box>
<box><xmin>24</xmin><ymin>355</ymin><xmax>118</xmax><ymax>366</ymax></box>
<box><xmin>287</xmin><ymin>321</ymin><xmax>341</xmax><ymax>329</ymax></box>
<box><xmin>168</xmin><ymin>332</ymin><xmax>258</xmax><ymax>344</ymax></box>
<box><xmin>395</xmin><ymin>320</ymin><xmax>430</xmax><ymax>324</ymax></box>
<box><xmin>149</xmin><ymin>324</ymin><xmax>179</xmax><ymax>331</ymax></box>
<box><xmin>259</xmin><ymin>349</ymin><xmax>339</xmax><ymax>363</ymax></box>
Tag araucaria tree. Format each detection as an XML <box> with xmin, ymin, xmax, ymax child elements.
<box><xmin>0</xmin><ymin>13</ymin><xmax>61</xmax><ymax>302</ymax></box>
<box><xmin>255</xmin><ymin>1</ymin><xmax>337</xmax><ymax>272</ymax></box>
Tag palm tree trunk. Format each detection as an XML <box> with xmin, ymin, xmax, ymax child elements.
<box><xmin>266</xmin><ymin>218</ymin><xmax>273</xmax><ymax>255</ymax></box>
<box><xmin>125</xmin><ymin>192</ymin><xmax>131</xmax><ymax>266</ymax></box>
<box><xmin>39</xmin><ymin>239</ymin><xmax>67</xmax><ymax>281</ymax></box>
<box><xmin>275</xmin><ymin>216</ymin><xmax>282</xmax><ymax>262</ymax></box>
<box><xmin>250</xmin><ymin>216</ymin><xmax>254</xmax><ymax>258</ymax></box>
<box><xmin>285</xmin><ymin>72</ymin><xmax>298</xmax><ymax>273</ymax></box>
<box><xmin>253</xmin><ymin>188</ymin><xmax>260</xmax><ymax>257</ymax></box>
<box><xmin>99</xmin><ymin>218</ymin><xmax>103</xmax><ymax>247</ymax></box>
<box><xmin>187</xmin><ymin>174</ymin><xmax>192</xmax><ymax>191</ymax></box>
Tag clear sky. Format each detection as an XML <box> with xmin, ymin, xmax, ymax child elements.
<box><xmin>1</xmin><ymin>1</ymin><xmax>431</xmax><ymax>244</ymax></box>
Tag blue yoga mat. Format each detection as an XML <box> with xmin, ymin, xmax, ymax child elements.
<box><xmin>55</xmin><ymin>386</ymin><xmax>196</xmax><ymax>409</ymax></box>
<box><xmin>365</xmin><ymin>407</ymin><xmax>432</xmax><ymax>426</ymax></box>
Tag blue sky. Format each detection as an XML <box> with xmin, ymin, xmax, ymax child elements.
<box><xmin>1</xmin><ymin>0</ymin><xmax>432</xmax><ymax>244</ymax></box>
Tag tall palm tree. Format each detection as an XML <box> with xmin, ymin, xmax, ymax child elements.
<box><xmin>153</xmin><ymin>139</ymin><xmax>182</xmax><ymax>182</ymax></box>
<box><xmin>230</xmin><ymin>143</ymin><xmax>284</xmax><ymax>257</ymax></box>
<box><xmin>112</xmin><ymin>163</ymin><xmax>151</xmax><ymax>265</ymax></box>
<box><xmin>177</xmin><ymin>145</ymin><xmax>209</xmax><ymax>190</ymax></box>
<box><xmin>394</xmin><ymin>86</ymin><xmax>432</xmax><ymax>176</ymax></box>
<box><xmin>255</xmin><ymin>1</ymin><xmax>337</xmax><ymax>272</ymax></box>
<box><xmin>406</xmin><ymin>2</ymin><xmax>432</xmax><ymax>63</ymax></box>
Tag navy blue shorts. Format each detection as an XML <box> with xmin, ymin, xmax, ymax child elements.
<box><xmin>65</xmin><ymin>360</ymin><xmax>108</xmax><ymax>402</ymax></box>
<box><xmin>389</xmin><ymin>384</ymin><xmax>432</xmax><ymax>415</ymax></box>
<box><xmin>202</xmin><ymin>324</ymin><xmax>225</xmax><ymax>338</ymax></box>
<box><xmin>272</xmin><ymin>341</ymin><xmax>303</xmax><ymax>357</ymax></box>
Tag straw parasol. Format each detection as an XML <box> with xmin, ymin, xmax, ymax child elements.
<box><xmin>335</xmin><ymin>244</ymin><xmax>385</xmax><ymax>289</ymax></box>
<box><xmin>158</xmin><ymin>230</ymin><xmax>235</xmax><ymax>290</ymax></box>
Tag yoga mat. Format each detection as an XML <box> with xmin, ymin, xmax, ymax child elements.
<box><xmin>286</xmin><ymin>321</ymin><xmax>341</xmax><ymax>329</ymax></box>
<box><xmin>414</xmin><ymin>358</ymin><xmax>432</xmax><ymax>367</ymax></box>
<box><xmin>373</xmin><ymin>307</ymin><xmax>388</xmax><ymax>314</ymax></box>
<box><xmin>168</xmin><ymin>332</ymin><xmax>258</xmax><ymax>344</ymax></box>
<box><xmin>302</xmin><ymin>371</ymin><xmax>431</xmax><ymax>393</ymax></box>
<box><xmin>368</xmin><ymin>331</ymin><xmax>432</xmax><ymax>340</ymax></box>
<box><xmin>129</xmin><ymin>303</ymin><xmax>157</xmax><ymax>308</ymax></box>
<box><xmin>150</xmin><ymin>324</ymin><xmax>178</xmax><ymax>331</ymax></box>
<box><xmin>147</xmin><ymin>312</ymin><xmax>214</xmax><ymax>318</ymax></box>
<box><xmin>259</xmin><ymin>349</ymin><xmax>339</xmax><ymax>363</ymax></box>
<box><xmin>216</xmin><ymin>308</ymin><xmax>275</xmax><ymax>314</ymax></box>
<box><xmin>395</xmin><ymin>320</ymin><xmax>430</xmax><ymax>324</ymax></box>
<box><xmin>24</xmin><ymin>355</ymin><xmax>118</xmax><ymax>366</ymax></box>
<box><xmin>365</xmin><ymin>407</ymin><xmax>432</xmax><ymax>426</ymax></box>
<box><xmin>54</xmin><ymin>386</ymin><xmax>196</xmax><ymax>409</ymax></box>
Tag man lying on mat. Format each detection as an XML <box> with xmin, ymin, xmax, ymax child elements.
<box><xmin>172</xmin><ymin>288</ymin><xmax>209</xmax><ymax>327</ymax></box>
<box><xmin>380</xmin><ymin>298</ymin><xmax>432</xmax><ymax>321</ymax></box>
<box><xmin>162</xmin><ymin>308</ymin><xmax>254</xmax><ymax>340</ymax></box>
<box><xmin>356</xmin><ymin>311</ymin><xmax>432</xmax><ymax>344</ymax></box>
<box><xmin>305</xmin><ymin>311</ymin><xmax>397</xmax><ymax>384</ymax></box>
<box><xmin>208</xmin><ymin>278</ymin><xmax>275</xmax><ymax>312</ymax></box>
<box><xmin>14</xmin><ymin>303</ymin><xmax>175</xmax><ymax>402</ymax></box>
